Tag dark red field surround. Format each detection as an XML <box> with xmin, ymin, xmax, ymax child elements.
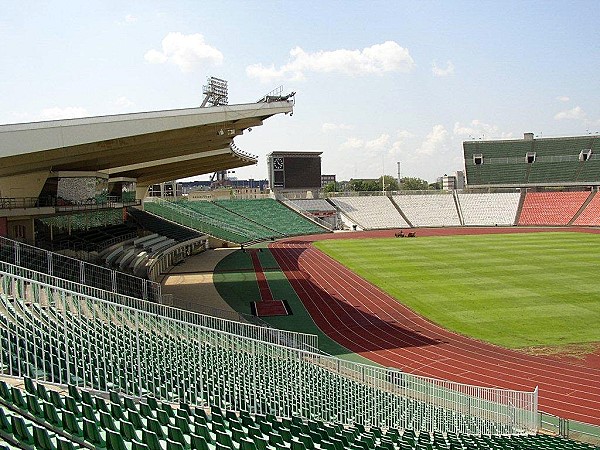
<box><xmin>269</xmin><ymin>227</ymin><xmax>600</xmax><ymax>426</ymax></box>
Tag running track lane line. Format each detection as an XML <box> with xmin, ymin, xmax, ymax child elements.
<box><xmin>270</xmin><ymin>228</ymin><xmax>600</xmax><ymax>425</ymax></box>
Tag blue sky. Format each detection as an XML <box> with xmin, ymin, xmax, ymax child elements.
<box><xmin>1</xmin><ymin>1</ymin><xmax>599</xmax><ymax>182</ymax></box>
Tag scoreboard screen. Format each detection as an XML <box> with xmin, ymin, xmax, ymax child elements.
<box><xmin>284</xmin><ymin>157</ymin><xmax>321</xmax><ymax>188</ymax></box>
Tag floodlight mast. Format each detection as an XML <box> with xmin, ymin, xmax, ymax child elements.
<box><xmin>201</xmin><ymin>77</ymin><xmax>229</xmax><ymax>107</ymax></box>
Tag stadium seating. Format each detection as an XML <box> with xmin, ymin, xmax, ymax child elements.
<box><xmin>329</xmin><ymin>197</ymin><xmax>409</xmax><ymax>229</ymax></box>
<box><xmin>457</xmin><ymin>192</ymin><xmax>521</xmax><ymax>226</ymax></box>
<box><xmin>517</xmin><ymin>192</ymin><xmax>591</xmax><ymax>226</ymax></box>
<box><xmin>215</xmin><ymin>199</ymin><xmax>326</xmax><ymax>237</ymax></box>
<box><xmin>128</xmin><ymin>208</ymin><xmax>204</xmax><ymax>243</ymax></box>
<box><xmin>283</xmin><ymin>199</ymin><xmax>336</xmax><ymax>214</ymax></box>
<box><xmin>572</xmin><ymin>192</ymin><xmax>600</xmax><ymax>226</ymax></box>
<box><xmin>392</xmin><ymin>195</ymin><xmax>460</xmax><ymax>227</ymax></box>
<box><xmin>0</xmin><ymin>377</ymin><xmax>583</xmax><ymax>450</ymax></box>
<box><xmin>0</xmin><ymin>262</ymin><xmax>532</xmax><ymax>435</ymax></box>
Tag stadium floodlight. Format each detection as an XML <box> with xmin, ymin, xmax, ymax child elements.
<box><xmin>201</xmin><ymin>77</ymin><xmax>228</xmax><ymax>107</ymax></box>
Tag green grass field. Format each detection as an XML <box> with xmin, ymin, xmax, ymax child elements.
<box><xmin>314</xmin><ymin>232</ymin><xmax>600</xmax><ymax>349</ymax></box>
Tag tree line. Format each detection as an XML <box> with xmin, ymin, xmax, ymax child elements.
<box><xmin>324</xmin><ymin>176</ymin><xmax>441</xmax><ymax>192</ymax></box>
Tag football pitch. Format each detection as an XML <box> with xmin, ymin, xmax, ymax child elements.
<box><xmin>314</xmin><ymin>232</ymin><xmax>600</xmax><ymax>350</ymax></box>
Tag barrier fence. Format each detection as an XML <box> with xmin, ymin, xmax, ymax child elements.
<box><xmin>0</xmin><ymin>269</ymin><xmax>538</xmax><ymax>434</ymax></box>
<box><xmin>0</xmin><ymin>235</ymin><xmax>161</xmax><ymax>302</ymax></box>
<box><xmin>0</xmin><ymin>261</ymin><xmax>316</xmax><ymax>352</ymax></box>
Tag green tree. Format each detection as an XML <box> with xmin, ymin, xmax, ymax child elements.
<box><xmin>323</xmin><ymin>181</ymin><xmax>337</xmax><ymax>193</ymax></box>
<box><xmin>378</xmin><ymin>175</ymin><xmax>399</xmax><ymax>191</ymax></box>
<box><xmin>428</xmin><ymin>181</ymin><xmax>442</xmax><ymax>190</ymax></box>
<box><xmin>400</xmin><ymin>177</ymin><xmax>429</xmax><ymax>190</ymax></box>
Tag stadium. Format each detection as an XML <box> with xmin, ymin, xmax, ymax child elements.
<box><xmin>0</xmin><ymin>79</ymin><xmax>600</xmax><ymax>450</ymax></box>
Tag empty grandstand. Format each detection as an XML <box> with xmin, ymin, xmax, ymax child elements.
<box><xmin>457</xmin><ymin>192</ymin><xmax>521</xmax><ymax>226</ymax></box>
<box><xmin>518</xmin><ymin>191</ymin><xmax>591</xmax><ymax>226</ymax></box>
<box><xmin>144</xmin><ymin>198</ymin><xmax>327</xmax><ymax>245</ymax></box>
<box><xmin>329</xmin><ymin>196</ymin><xmax>410</xmax><ymax>230</ymax></box>
<box><xmin>392</xmin><ymin>194</ymin><xmax>461</xmax><ymax>228</ymax></box>
<box><xmin>464</xmin><ymin>133</ymin><xmax>600</xmax><ymax>188</ymax></box>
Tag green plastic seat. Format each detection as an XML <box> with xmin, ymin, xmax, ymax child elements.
<box><xmin>168</xmin><ymin>424</ymin><xmax>189</xmax><ymax>448</ymax></box>
<box><xmin>36</xmin><ymin>383</ymin><xmax>49</xmax><ymax>402</ymax></box>
<box><xmin>191</xmin><ymin>434</ymin><xmax>211</xmax><ymax>450</ymax></box>
<box><xmin>142</xmin><ymin>429</ymin><xmax>163</xmax><ymax>450</ymax></box>
<box><xmin>106</xmin><ymin>429</ymin><xmax>128</xmax><ymax>450</ymax></box>
<box><xmin>65</xmin><ymin>396</ymin><xmax>82</xmax><ymax>418</ymax></box>
<box><xmin>62</xmin><ymin>410</ymin><xmax>83</xmax><ymax>437</ymax></box>
<box><xmin>216</xmin><ymin>430</ymin><xmax>234</xmax><ymax>448</ymax></box>
<box><xmin>0</xmin><ymin>407</ymin><xmax>12</xmax><ymax>433</ymax></box>
<box><xmin>194</xmin><ymin>422</ymin><xmax>212</xmax><ymax>442</ymax></box>
<box><xmin>109</xmin><ymin>392</ymin><xmax>123</xmax><ymax>407</ymax></box>
<box><xmin>139</xmin><ymin>402</ymin><xmax>155</xmax><ymax>419</ymax></box>
<box><xmin>123</xmin><ymin>397</ymin><xmax>137</xmax><ymax>411</ymax></box>
<box><xmin>132</xmin><ymin>441</ymin><xmax>150</xmax><ymax>450</ymax></box>
<box><xmin>68</xmin><ymin>384</ymin><xmax>81</xmax><ymax>402</ymax></box>
<box><xmin>49</xmin><ymin>390</ymin><xmax>65</xmax><ymax>410</ymax></box>
<box><xmin>157</xmin><ymin>409</ymin><xmax>171</xmax><ymax>426</ymax></box>
<box><xmin>128</xmin><ymin>409</ymin><xmax>145</xmax><ymax>430</ymax></box>
<box><xmin>291</xmin><ymin>440</ymin><xmax>307</xmax><ymax>450</ymax></box>
<box><xmin>43</xmin><ymin>401</ymin><xmax>62</xmax><ymax>427</ymax></box>
<box><xmin>120</xmin><ymin>419</ymin><xmax>139</xmax><ymax>442</ymax></box>
<box><xmin>253</xmin><ymin>436</ymin><xmax>269</xmax><ymax>450</ymax></box>
<box><xmin>11</xmin><ymin>386</ymin><xmax>28</xmax><ymax>410</ymax></box>
<box><xmin>95</xmin><ymin>396</ymin><xmax>110</xmax><ymax>414</ymax></box>
<box><xmin>80</xmin><ymin>390</ymin><xmax>94</xmax><ymax>406</ymax></box>
<box><xmin>82</xmin><ymin>403</ymin><xmax>96</xmax><ymax>421</ymax></box>
<box><xmin>11</xmin><ymin>415</ymin><xmax>35</xmax><ymax>446</ymax></box>
<box><xmin>56</xmin><ymin>436</ymin><xmax>78</xmax><ymax>450</ymax></box>
<box><xmin>175</xmin><ymin>416</ymin><xmax>191</xmax><ymax>435</ymax></box>
<box><xmin>215</xmin><ymin>443</ymin><xmax>232</xmax><ymax>450</ymax></box>
<box><xmin>239</xmin><ymin>437</ymin><xmax>257</xmax><ymax>450</ymax></box>
<box><xmin>147</xmin><ymin>417</ymin><xmax>165</xmax><ymax>439</ymax></box>
<box><xmin>34</xmin><ymin>424</ymin><xmax>57</xmax><ymax>450</ymax></box>
<box><xmin>0</xmin><ymin>381</ymin><xmax>12</xmax><ymax>402</ymax></box>
<box><xmin>26</xmin><ymin>393</ymin><xmax>44</xmax><ymax>418</ymax></box>
<box><xmin>84</xmin><ymin>417</ymin><xmax>106</xmax><ymax>447</ymax></box>
<box><xmin>111</xmin><ymin>402</ymin><xmax>126</xmax><ymax>421</ymax></box>
<box><xmin>24</xmin><ymin>377</ymin><xmax>36</xmax><ymax>395</ymax></box>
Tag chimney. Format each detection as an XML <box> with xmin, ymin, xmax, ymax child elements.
<box><xmin>524</xmin><ymin>132</ymin><xmax>534</xmax><ymax>141</ymax></box>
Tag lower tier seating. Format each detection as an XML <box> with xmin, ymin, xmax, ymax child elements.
<box><xmin>0</xmin><ymin>377</ymin><xmax>592</xmax><ymax>450</ymax></box>
<box><xmin>518</xmin><ymin>192</ymin><xmax>590</xmax><ymax>226</ymax></box>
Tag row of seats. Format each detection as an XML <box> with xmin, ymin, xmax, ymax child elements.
<box><xmin>144</xmin><ymin>200</ymin><xmax>326</xmax><ymax>245</ymax></box>
<box><xmin>0</xmin><ymin>265</ymin><xmax>520</xmax><ymax>435</ymax></box>
<box><xmin>1</xmin><ymin>377</ymin><xmax>596</xmax><ymax>450</ymax></box>
<box><xmin>518</xmin><ymin>192</ymin><xmax>591</xmax><ymax>226</ymax></box>
<box><xmin>328</xmin><ymin>191</ymin><xmax>600</xmax><ymax>229</ymax></box>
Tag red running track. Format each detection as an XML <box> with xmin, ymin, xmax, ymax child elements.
<box><xmin>269</xmin><ymin>227</ymin><xmax>600</xmax><ymax>426</ymax></box>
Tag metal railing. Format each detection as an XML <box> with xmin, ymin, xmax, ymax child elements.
<box><xmin>0</xmin><ymin>260</ymin><xmax>316</xmax><ymax>351</ymax></box>
<box><xmin>0</xmin><ymin>268</ymin><xmax>537</xmax><ymax>434</ymax></box>
<box><xmin>539</xmin><ymin>412</ymin><xmax>600</xmax><ymax>445</ymax></box>
<box><xmin>0</xmin><ymin>236</ymin><xmax>161</xmax><ymax>302</ymax></box>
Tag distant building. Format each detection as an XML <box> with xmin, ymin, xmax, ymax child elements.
<box><xmin>321</xmin><ymin>174</ymin><xmax>336</xmax><ymax>187</ymax></box>
<box><xmin>188</xmin><ymin>187</ymin><xmax>263</xmax><ymax>201</ymax></box>
<box><xmin>440</xmin><ymin>171</ymin><xmax>465</xmax><ymax>191</ymax></box>
<box><xmin>147</xmin><ymin>181</ymin><xmax>182</xmax><ymax>198</ymax></box>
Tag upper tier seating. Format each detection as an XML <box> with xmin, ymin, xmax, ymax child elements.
<box><xmin>215</xmin><ymin>199</ymin><xmax>326</xmax><ymax>237</ymax></box>
<box><xmin>458</xmin><ymin>192</ymin><xmax>521</xmax><ymax>226</ymax></box>
<box><xmin>330</xmin><ymin>197</ymin><xmax>409</xmax><ymax>229</ymax></box>
<box><xmin>518</xmin><ymin>192</ymin><xmax>591</xmax><ymax>226</ymax></box>
<box><xmin>572</xmin><ymin>192</ymin><xmax>600</xmax><ymax>226</ymax></box>
<box><xmin>393</xmin><ymin>195</ymin><xmax>461</xmax><ymax>227</ymax></box>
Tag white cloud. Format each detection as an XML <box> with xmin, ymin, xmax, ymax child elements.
<box><xmin>554</xmin><ymin>106</ymin><xmax>586</xmax><ymax>121</ymax></box>
<box><xmin>39</xmin><ymin>107</ymin><xmax>88</xmax><ymax>121</ymax></box>
<box><xmin>365</xmin><ymin>133</ymin><xmax>390</xmax><ymax>149</ymax></box>
<box><xmin>322</xmin><ymin>122</ymin><xmax>353</xmax><ymax>132</ymax></box>
<box><xmin>145</xmin><ymin>32</ymin><xmax>223</xmax><ymax>73</ymax></box>
<box><xmin>116</xmin><ymin>14</ymin><xmax>138</xmax><ymax>25</ymax></box>
<box><xmin>416</xmin><ymin>125</ymin><xmax>448</xmax><ymax>155</ymax></box>
<box><xmin>432</xmin><ymin>60</ymin><xmax>455</xmax><ymax>77</ymax></box>
<box><xmin>247</xmin><ymin>41</ymin><xmax>415</xmax><ymax>83</ymax></box>
<box><xmin>453</xmin><ymin>119</ymin><xmax>512</xmax><ymax>139</ymax></box>
<box><xmin>114</xmin><ymin>96</ymin><xmax>135</xmax><ymax>109</ymax></box>
<box><xmin>340</xmin><ymin>137</ymin><xmax>365</xmax><ymax>150</ymax></box>
<box><xmin>556</xmin><ymin>96</ymin><xmax>570</xmax><ymax>103</ymax></box>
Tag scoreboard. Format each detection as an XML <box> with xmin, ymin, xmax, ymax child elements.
<box><xmin>267</xmin><ymin>152</ymin><xmax>323</xmax><ymax>190</ymax></box>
